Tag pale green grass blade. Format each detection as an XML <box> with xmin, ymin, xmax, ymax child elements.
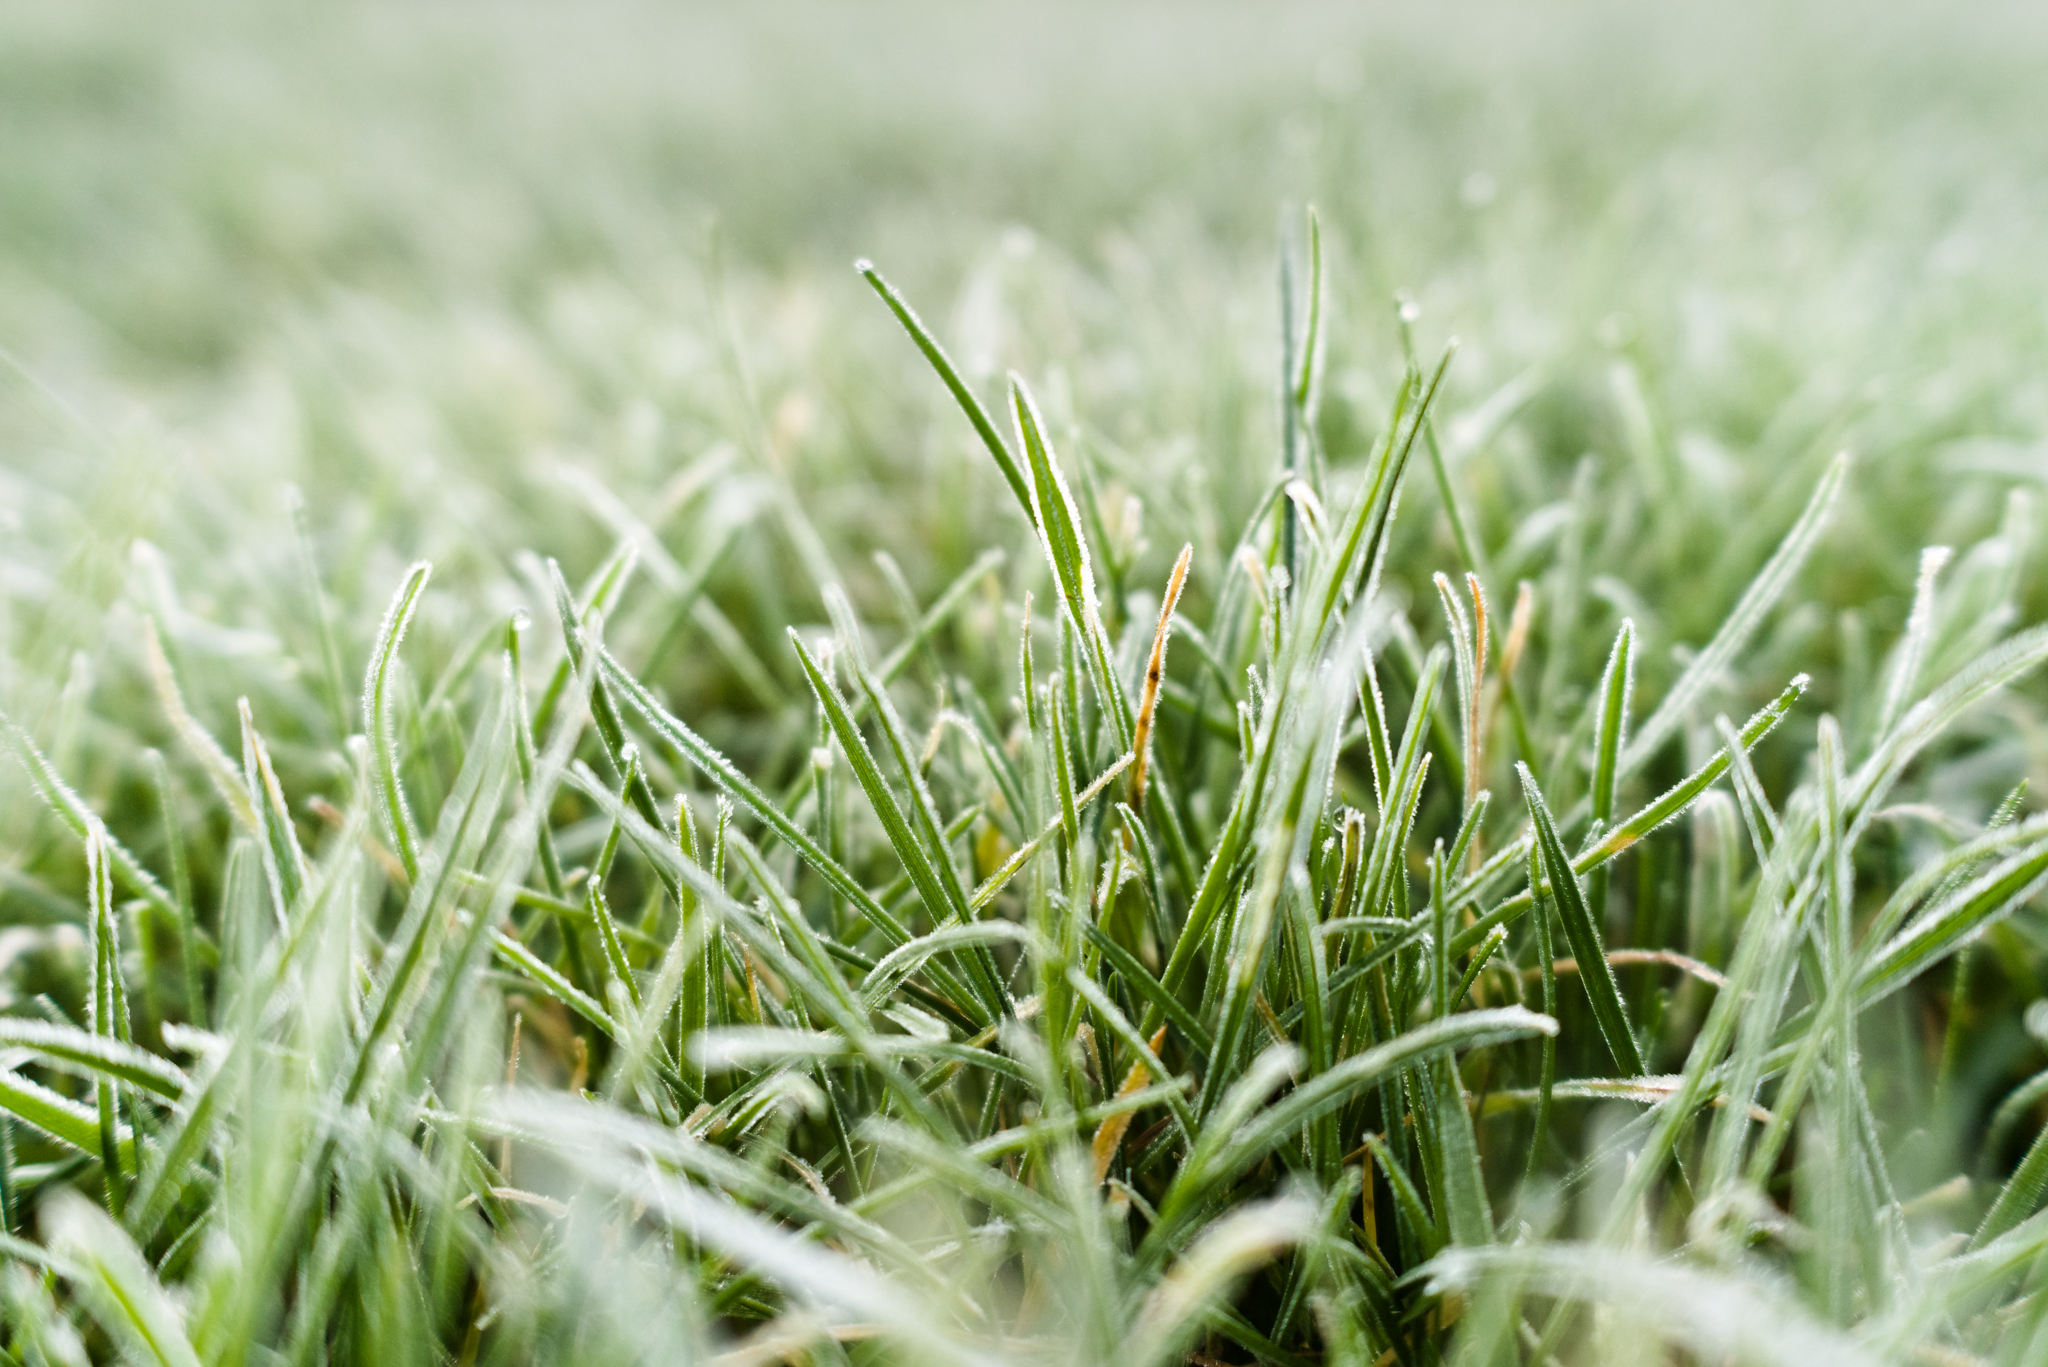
<box><xmin>139</xmin><ymin>616</ymin><xmax>259</xmax><ymax>834</ymax></box>
<box><xmin>874</xmin><ymin>548</ymin><xmax>1007</xmax><ymax>687</ymax></box>
<box><xmin>144</xmin><ymin>749</ymin><xmax>206</xmax><ymax>1024</ymax></box>
<box><xmin>85</xmin><ymin>820</ymin><xmax>127</xmax><ymax>1211</ymax></box>
<box><xmin>344</xmin><ymin>677</ymin><xmax>518</xmax><ymax>1103</ymax></box>
<box><xmin>1857</xmin><ymin>836</ymin><xmax>2048</xmax><ymax>1005</ymax></box>
<box><xmin>1123</xmin><ymin>1195</ymin><xmax>1318</xmax><ymax>1367</ymax></box>
<box><xmin>548</xmin><ymin>559</ymin><xmax>670</xmax><ymax>841</ymax></box>
<box><xmin>0</xmin><ymin>1020</ymin><xmax>185</xmax><ymax>1100</ymax></box>
<box><xmin>1309</xmin><ymin>345</ymin><xmax>1451</xmax><ymax>639</ymax></box>
<box><xmin>1874</xmin><ymin>544</ymin><xmax>1953</xmax><ymax>739</ymax></box>
<box><xmin>43</xmin><ymin>1193</ymin><xmax>203</xmax><ymax>1367</ymax></box>
<box><xmin>1846</xmin><ymin>622</ymin><xmax>2048</xmax><ymax>829</ymax></box>
<box><xmin>363</xmin><ymin>560</ymin><xmax>431</xmax><ymax>885</ymax></box>
<box><xmin>237</xmin><ymin>698</ymin><xmax>306</xmax><ymax>931</ymax></box>
<box><xmin>1424</xmin><ymin>1243</ymin><xmax>1882</xmax><ymax>1367</ymax></box>
<box><xmin>4</xmin><ymin>718</ymin><xmax>180</xmax><ymax>922</ymax></box>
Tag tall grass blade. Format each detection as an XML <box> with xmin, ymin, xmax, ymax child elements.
<box><xmin>1519</xmin><ymin>765</ymin><xmax>1646</xmax><ymax>1076</ymax></box>
<box><xmin>363</xmin><ymin>560</ymin><xmax>431</xmax><ymax>881</ymax></box>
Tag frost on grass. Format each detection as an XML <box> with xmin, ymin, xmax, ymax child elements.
<box><xmin>3</xmin><ymin>9</ymin><xmax>2048</xmax><ymax>1362</ymax></box>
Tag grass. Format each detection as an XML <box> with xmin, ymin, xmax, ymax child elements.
<box><xmin>4</xmin><ymin>2</ymin><xmax>2048</xmax><ymax>1363</ymax></box>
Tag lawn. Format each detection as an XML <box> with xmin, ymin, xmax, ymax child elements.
<box><xmin>3</xmin><ymin>2</ymin><xmax>2048</xmax><ymax>1363</ymax></box>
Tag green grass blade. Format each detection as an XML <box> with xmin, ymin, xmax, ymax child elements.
<box><xmin>139</xmin><ymin>617</ymin><xmax>258</xmax><ymax>834</ymax></box>
<box><xmin>1066</xmin><ymin>967</ymin><xmax>1197</xmax><ymax>1142</ymax></box>
<box><xmin>4</xmin><ymin>718</ymin><xmax>180</xmax><ymax>922</ymax></box>
<box><xmin>43</xmin><ymin>1193</ymin><xmax>203</xmax><ymax>1367</ymax></box>
<box><xmin>1519</xmin><ymin>764</ymin><xmax>1646</xmax><ymax>1077</ymax></box>
<box><xmin>0</xmin><ymin>1069</ymin><xmax>124</xmax><ymax>1158</ymax></box>
<box><xmin>237</xmin><ymin>698</ymin><xmax>305</xmax><ymax>931</ymax></box>
<box><xmin>493</xmin><ymin>931</ymin><xmax>618</xmax><ymax>1036</ymax></box>
<box><xmin>858</xmin><ymin>260</ymin><xmax>1035</xmax><ymax>527</ymax></box>
<box><xmin>144</xmin><ymin>750</ymin><xmax>206</xmax><ymax>1025</ymax></box>
<box><xmin>1451</xmin><ymin>673</ymin><xmax>1808</xmax><ymax>956</ymax></box>
<box><xmin>1010</xmin><ymin>374</ymin><xmax>1134</xmax><ymax>748</ymax></box>
<box><xmin>1587</xmin><ymin>618</ymin><xmax>1635</xmax><ymax>925</ymax></box>
<box><xmin>1974</xmin><ymin>1120</ymin><xmax>2048</xmax><ymax>1250</ymax></box>
<box><xmin>363</xmin><ymin>560</ymin><xmax>431</xmax><ymax>881</ymax></box>
<box><xmin>790</xmin><ymin>628</ymin><xmax>999</xmax><ymax>1023</ymax></box>
<box><xmin>1165</xmin><ymin>1009</ymin><xmax>1554</xmax><ymax>1242</ymax></box>
<box><xmin>85</xmin><ymin>822</ymin><xmax>126</xmax><ymax>1212</ymax></box>
<box><xmin>1621</xmin><ymin>452</ymin><xmax>1844</xmax><ymax>774</ymax></box>
<box><xmin>0</xmin><ymin>1021</ymin><xmax>185</xmax><ymax>1100</ymax></box>
<box><xmin>1082</xmin><ymin>922</ymin><xmax>1215</xmax><ymax>1058</ymax></box>
<box><xmin>1857</xmin><ymin>836</ymin><xmax>2048</xmax><ymax>1005</ymax></box>
<box><xmin>597</xmin><ymin>643</ymin><xmax>920</xmax><ymax>951</ymax></box>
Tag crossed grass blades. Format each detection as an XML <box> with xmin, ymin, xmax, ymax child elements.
<box><xmin>2</xmin><ymin>223</ymin><xmax>2047</xmax><ymax>1367</ymax></box>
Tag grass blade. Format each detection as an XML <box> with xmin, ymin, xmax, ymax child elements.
<box><xmin>1519</xmin><ymin>764</ymin><xmax>1646</xmax><ymax>1077</ymax></box>
<box><xmin>363</xmin><ymin>560</ymin><xmax>431</xmax><ymax>881</ymax></box>
<box><xmin>1011</xmin><ymin>374</ymin><xmax>1134</xmax><ymax>748</ymax></box>
<box><xmin>858</xmin><ymin>260</ymin><xmax>1035</xmax><ymax>527</ymax></box>
<box><xmin>1621</xmin><ymin>452</ymin><xmax>1844</xmax><ymax>774</ymax></box>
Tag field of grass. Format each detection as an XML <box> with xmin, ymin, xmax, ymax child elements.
<box><xmin>4</xmin><ymin>2</ymin><xmax>2048</xmax><ymax>1363</ymax></box>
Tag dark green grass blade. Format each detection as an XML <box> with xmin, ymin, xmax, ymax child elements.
<box><xmin>1519</xmin><ymin>764</ymin><xmax>1646</xmax><ymax>1077</ymax></box>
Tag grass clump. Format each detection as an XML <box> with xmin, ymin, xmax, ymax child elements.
<box><xmin>3</xmin><ymin>7</ymin><xmax>2048</xmax><ymax>1363</ymax></box>
<box><xmin>0</xmin><ymin>232</ymin><xmax>2044</xmax><ymax>1364</ymax></box>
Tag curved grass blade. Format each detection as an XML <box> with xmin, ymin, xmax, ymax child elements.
<box><xmin>139</xmin><ymin>616</ymin><xmax>258</xmax><ymax>833</ymax></box>
<box><xmin>0</xmin><ymin>1020</ymin><xmax>185</xmax><ymax>1100</ymax></box>
<box><xmin>1422</xmin><ymin>1243</ymin><xmax>1881</xmax><ymax>1367</ymax></box>
<box><xmin>0</xmin><ymin>1070</ymin><xmax>126</xmax><ymax>1159</ymax></box>
<box><xmin>1122</xmin><ymin>1195</ymin><xmax>1318</xmax><ymax>1367</ymax></box>
<box><xmin>43</xmin><ymin>1193</ymin><xmax>203</xmax><ymax>1367</ymax></box>
<box><xmin>1160</xmin><ymin>1009</ymin><xmax>1554</xmax><ymax>1244</ymax></box>
<box><xmin>3</xmin><ymin>717</ymin><xmax>180</xmax><ymax>922</ymax></box>
<box><xmin>363</xmin><ymin>560</ymin><xmax>431</xmax><ymax>881</ymax></box>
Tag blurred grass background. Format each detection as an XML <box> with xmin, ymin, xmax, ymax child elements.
<box><xmin>7</xmin><ymin>0</ymin><xmax>2045</xmax><ymax>797</ymax></box>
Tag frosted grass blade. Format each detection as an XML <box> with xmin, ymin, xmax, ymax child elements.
<box><xmin>363</xmin><ymin>560</ymin><xmax>431</xmax><ymax>881</ymax></box>
<box><xmin>1520</xmin><ymin>765</ymin><xmax>1646</xmax><ymax>1077</ymax></box>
